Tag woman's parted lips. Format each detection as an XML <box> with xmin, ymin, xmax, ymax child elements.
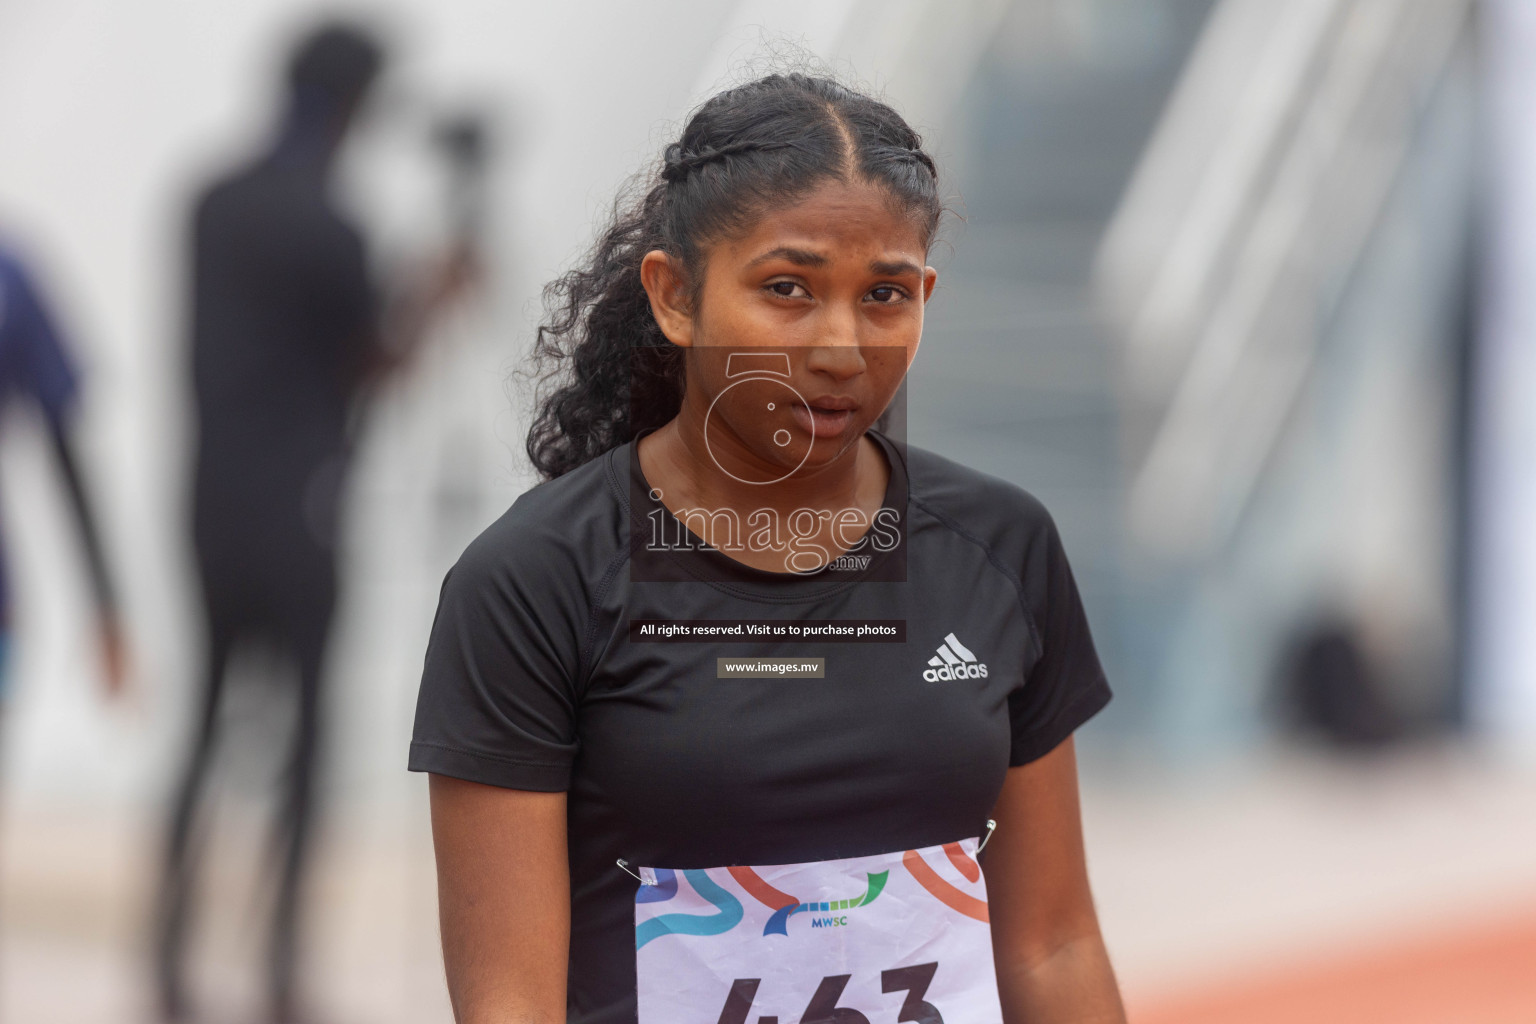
<box><xmin>790</xmin><ymin>394</ymin><xmax>859</xmax><ymax>436</ymax></box>
<box><xmin>805</xmin><ymin>395</ymin><xmax>858</xmax><ymax>412</ymax></box>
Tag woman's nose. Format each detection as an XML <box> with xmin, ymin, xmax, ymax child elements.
<box><xmin>803</xmin><ymin>306</ymin><xmax>865</xmax><ymax>378</ymax></box>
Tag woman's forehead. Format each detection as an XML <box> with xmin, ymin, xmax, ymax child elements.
<box><xmin>721</xmin><ymin>180</ymin><xmax>930</xmax><ymax>265</ymax></box>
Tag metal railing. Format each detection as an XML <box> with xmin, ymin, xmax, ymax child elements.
<box><xmin>1095</xmin><ymin>0</ymin><xmax>1473</xmax><ymax>559</ymax></box>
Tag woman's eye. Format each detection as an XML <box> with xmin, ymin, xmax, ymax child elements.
<box><xmin>868</xmin><ymin>285</ymin><xmax>905</xmax><ymax>303</ymax></box>
<box><xmin>767</xmin><ymin>281</ymin><xmax>807</xmax><ymax>298</ymax></box>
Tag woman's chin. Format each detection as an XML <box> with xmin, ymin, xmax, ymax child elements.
<box><xmin>797</xmin><ymin>433</ymin><xmax>866</xmax><ymax>471</ymax></box>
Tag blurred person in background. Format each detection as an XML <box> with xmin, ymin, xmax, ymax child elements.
<box><xmin>0</xmin><ymin>240</ymin><xmax>126</xmax><ymax>710</ymax></box>
<box><xmin>156</xmin><ymin>21</ymin><xmax>476</xmax><ymax>1024</ymax></box>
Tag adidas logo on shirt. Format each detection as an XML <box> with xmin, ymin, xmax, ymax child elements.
<box><xmin>923</xmin><ymin>633</ymin><xmax>989</xmax><ymax>682</ymax></box>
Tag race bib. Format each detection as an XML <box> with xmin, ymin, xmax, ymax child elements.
<box><xmin>634</xmin><ymin>837</ymin><xmax>1002</xmax><ymax>1024</ymax></box>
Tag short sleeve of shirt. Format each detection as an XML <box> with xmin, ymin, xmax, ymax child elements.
<box><xmin>1007</xmin><ymin>501</ymin><xmax>1113</xmax><ymax>766</ymax></box>
<box><xmin>408</xmin><ymin>513</ymin><xmax>588</xmax><ymax>791</ymax></box>
<box><xmin>0</xmin><ymin>255</ymin><xmax>81</xmax><ymax>422</ymax></box>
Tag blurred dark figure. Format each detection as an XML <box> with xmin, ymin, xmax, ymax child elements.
<box><xmin>0</xmin><ymin>241</ymin><xmax>126</xmax><ymax>703</ymax></box>
<box><xmin>1277</xmin><ymin>616</ymin><xmax>1406</xmax><ymax>749</ymax></box>
<box><xmin>157</xmin><ymin>22</ymin><xmax>474</xmax><ymax>1024</ymax></box>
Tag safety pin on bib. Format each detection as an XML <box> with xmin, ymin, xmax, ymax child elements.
<box><xmin>978</xmin><ymin>818</ymin><xmax>997</xmax><ymax>853</ymax></box>
<box><xmin>617</xmin><ymin>858</ymin><xmax>658</xmax><ymax>886</ymax></box>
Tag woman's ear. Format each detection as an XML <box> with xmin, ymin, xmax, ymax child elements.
<box><xmin>640</xmin><ymin>250</ymin><xmax>694</xmax><ymax>347</ymax></box>
<box><xmin>909</xmin><ymin>265</ymin><xmax>938</xmax><ymax>366</ymax></box>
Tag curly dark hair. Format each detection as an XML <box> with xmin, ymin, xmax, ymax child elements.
<box><xmin>525</xmin><ymin>72</ymin><xmax>942</xmax><ymax>480</ymax></box>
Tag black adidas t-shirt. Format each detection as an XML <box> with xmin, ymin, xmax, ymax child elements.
<box><xmin>408</xmin><ymin>430</ymin><xmax>1112</xmax><ymax>1023</ymax></box>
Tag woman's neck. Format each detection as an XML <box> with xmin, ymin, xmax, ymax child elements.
<box><xmin>636</xmin><ymin>416</ymin><xmax>891</xmax><ymax>575</ymax></box>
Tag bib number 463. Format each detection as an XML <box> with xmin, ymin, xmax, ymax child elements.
<box><xmin>716</xmin><ymin>962</ymin><xmax>943</xmax><ymax>1024</ymax></box>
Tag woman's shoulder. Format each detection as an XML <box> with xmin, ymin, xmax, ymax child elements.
<box><xmin>450</xmin><ymin>446</ymin><xmax>629</xmax><ymax>588</ymax></box>
<box><xmin>901</xmin><ymin>441</ymin><xmax>1054</xmax><ymax>527</ymax></box>
<box><xmin>896</xmin><ymin>440</ymin><xmax>1065</xmax><ymax>568</ymax></box>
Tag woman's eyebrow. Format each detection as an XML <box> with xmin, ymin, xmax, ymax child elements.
<box><xmin>747</xmin><ymin>246</ymin><xmax>828</xmax><ymax>268</ymax></box>
<box><xmin>870</xmin><ymin>258</ymin><xmax>923</xmax><ymax>277</ymax></box>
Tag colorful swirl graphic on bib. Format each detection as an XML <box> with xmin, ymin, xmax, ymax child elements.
<box><xmin>633</xmin><ymin>840</ymin><xmax>986</xmax><ymax>949</ymax></box>
<box><xmin>634</xmin><ymin>869</ymin><xmax>743</xmax><ymax>950</ymax></box>
<box><xmin>903</xmin><ymin>843</ymin><xmax>988</xmax><ymax>922</ymax></box>
<box><xmin>728</xmin><ymin>865</ymin><xmax>889</xmax><ymax>936</ymax></box>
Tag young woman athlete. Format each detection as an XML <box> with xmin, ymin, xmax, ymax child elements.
<box><xmin>410</xmin><ymin>73</ymin><xmax>1126</xmax><ymax>1024</ymax></box>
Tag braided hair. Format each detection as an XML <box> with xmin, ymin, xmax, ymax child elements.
<box><xmin>526</xmin><ymin>73</ymin><xmax>942</xmax><ymax>480</ymax></box>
